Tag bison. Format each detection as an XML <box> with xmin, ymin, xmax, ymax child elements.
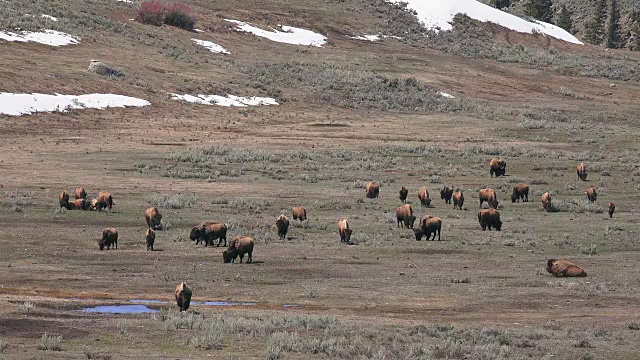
<box><xmin>145</xmin><ymin>228</ymin><xmax>155</xmax><ymax>251</ymax></box>
<box><xmin>365</xmin><ymin>182</ymin><xmax>379</xmax><ymax>199</ymax></box>
<box><xmin>546</xmin><ymin>259</ymin><xmax>587</xmax><ymax>277</ymax></box>
<box><xmin>511</xmin><ymin>183</ymin><xmax>530</xmax><ymax>203</ymax></box>
<box><xmin>73</xmin><ymin>187</ymin><xmax>87</xmax><ymax>200</ymax></box>
<box><xmin>175</xmin><ymin>282</ymin><xmax>192</xmax><ymax>312</ymax></box>
<box><xmin>338</xmin><ymin>218</ymin><xmax>353</xmax><ymax>243</ymax></box>
<box><xmin>68</xmin><ymin>198</ymin><xmax>90</xmax><ymax>210</ymax></box>
<box><xmin>586</xmin><ymin>186</ymin><xmax>597</xmax><ymax>202</ymax></box>
<box><xmin>292</xmin><ymin>207</ymin><xmax>307</xmax><ymax>221</ymax></box>
<box><xmin>399</xmin><ymin>186</ymin><xmax>408</xmax><ymax>203</ymax></box>
<box><xmin>144</xmin><ymin>207</ymin><xmax>162</xmax><ymax>230</ymax></box>
<box><xmin>190</xmin><ymin>222</ymin><xmax>227</xmax><ymax>247</ymax></box>
<box><xmin>489</xmin><ymin>158</ymin><xmax>506</xmax><ymax>177</ymax></box>
<box><xmin>276</xmin><ymin>214</ymin><xmax>290</xmax><ymax>240</ymax></box>
<box><xmin>541</xmin><ymin>192</ymin><xmax>552</xmax><ymax>212</ymax></box>
<box><xmin>416</xmin><ymin>216</ymin><xmax>441</xmax><ymax>241</ymax></box>
<box><xmin>94</xmin><ymin>191</ymin><xmax>114</xmax><ymax>211</ymax></box>
<box><xmin>478</xmin><ymin>208</ymin><xmax>502</xmax><ymax>231</ymax></box>
<box><xmin>576</xmin><ymin>162</ymin><xmax>587</xmax><ymax>181</ymax></box>
<box><xmin>59</xmin><ymin>191</ymin><xmax>70</xmax><ymax>210</ymax></box>
<box><xmin>223</xmin><ymin>236</ymin><xmax>254</xmax><ymax>264</ymax></box>
<box><xmin>452</xmin><ymin>191</ymin><xmax>464</xmax><ymax>210</ymax></box>
<box><xmin>479</xmin><ymin>188</ymin><xmax>498</xmax><ymax>209</ymax></box>
<box><xmin>440</xmin><ymin>186</ymin><xmax>453</xmax><ymax>204</ymax></box>
<box><xmin>418</xmin><ymin>187</ymin><xmax>431</xmax><ymax>207</ymax></box>
<box><xmin>395</xmin><ymin>204</ymin><xmax>416</xmax><ymax>229</ymax></box>
<box><xmin>99</xmin><ymin>228</ymin><xmax>118</xmax><ymax>250</ymax></box>
<box><xmin>608</xmin><ymin>202</ymin><xmax>615</xmax><ymax>218</ymax></box>
<box><xmin>89</xmin><ymin>199</ymin><xmax>98</xmax><ymax>211</ymax></box>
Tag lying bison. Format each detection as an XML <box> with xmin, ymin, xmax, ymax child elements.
<box><xmin>546</xmin><ymin>259</ymin><xmax>587</xmax><ymax>277</ymax></box>
<box><xmin>292</xmin><ymin>206</ymin><xmax>307</xmax><ymax>221</ymax></box>
<box><xmin>440</xmin><ymin>186</ymin><xmax>453</xmax><ymax>205</ymax></box>
<box><xmin>489</xmin><ymin>158</ymin><xmax>506</xmax><ymax>177</ymax></box>
<box><xmin>145</xmin><ymin>228</ymin><xmax>155</xmax><ymax>251</ymax></box>
<box><xmin>175</xmin><ymin>282</ymin><xmax>192</xmax><ymax>312</ymax></box>
<box><xmin>576</xmin><ymin>162</ymin><xmax>587</xmax><ymax>181</ymax></box>
<box><xmin>366</xmin><ymin>182</ymin><xmax>379</xmax><ymax>199</ymax></box>
<box><xmin>395</xmin><ymin>204</ymin><xmax>416</xmax><ymax>229</ymax></box>
<box><xmin>276</xmin><ymin>214</ymin><xmax>290</xmax><ymax>240</ymax></box>
<box><xmin>399</xmin><ymin>186</ymin><xmax>408</xmax><ymax>203</ymax></box>
<box><xmin>478</xmin><ymin>208</ymin><xmax>502</xmax><ymax>231</ymax></box>
<box><xmin>223</xmin><ymin>236</ymin><xmax>254</xmax><ymax>264</ymax></box>
<box><xmin>479</xmin><ymin>188</ymin><xmax>498</xmax><ymax>209</ymax></box>
<box><xmin>144</xmin><ymin>207</ymin><xmax>162</xmax><ymax>230</ymax></box>
<box><xmin>99</xmin><ymin>228</ymin><xmax>118</xmax><ymax>250</ymax></box>
<box><xmin>452</xmin><ymin>191</ymin><xmax>464</xmax><ymax>210</ymax></box>
<box><xmin>338</xmin><ymin>218</ymin><xmax>353</xmax><ymax>243</ymax></box>
<box><xmin>59</xmin><ymin>191</ymin><xmax>70</xmax><ymax>210</ymax></box>
<box><xmin>586</xmin><ymin>186</ymin><xmax>597</xmax><ymax>202</ymax></box>
<box><xmin>190</xmin><ymin>222</ymin><xmax>227</xmax><ymax>247</ymax></box>
<box><xmin>511</xmin><ymin>183</ymin><xmax>529</xmax><ymax>203</ymax></box>
<box><xmin>68</xmin><ymin>198</ymin><xmax>91</xmax><ymax>210</ymax></box>
<box><xmin>418</xmin><ymin>187</ymin><xmax>431</xmax><ymax>207</ymax></box>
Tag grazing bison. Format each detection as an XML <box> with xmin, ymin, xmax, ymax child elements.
<box><xmin>452</xmin><ymin>191</ymin><xmax>464</xmax><ymax>210</ymax></box>
<box><xmin>223</xmin><ymin>236</ymin><xmax>254</xmax><ymax>264</ymax></box>
<box><xmin>337</xmin><ymin>218</ymin><xmax>353</xmax><ymax>243</ymax></box>
<box><xmin>608</xmin><ymin>202</ymin><xmax>615</xmax><ymax>218</ymax></box>
<box><xmin>399</xmin><ymin>187</ymin><xmax>409</xmax><ymax>203</ymax></box>
<box><xmin>73</xmin><ymin>187</ymin><xmax>87</xmax><ymax>200</ymax></box>
<box><xmin>144</xmin><ymin>207</ymin><xmax>162</xmax><ymax>230</ymax></box>
<box><xmin>489</xmin><ymin>158</ymin><xmax>506</xmax><ymax>177</ymax></box>
<box><xmin>175</xmin><ymin>282</ymin><xmax>192</xmax><ymax>312</ymax></box>
<box><xmin>478</xmin><ymin>208</ymin><xmax>502</xmax><ymax>231</ymax></box>
<box><xmin>541</xmin><ymin>192</ymin><xmax>552</xmax><ymax>212</ymax></box>
<box><xmin>440</xmin><ymin>186</ymin><xmax>454</xmax><ymax>204</ymax></box>
<box><xmin>546</xmin><ymin>259</ymin><xmax>587</xmax><ymax>277</ymax></box>
<box><xmin>94</xmin><ymin>191</ymin><xmax>114</xmax><ymax>211</ymax></box>
<box><xmin>586</xmin><ymin>186</ymin><xmax>597</xmax><ymax>202</ymax></box>
<box><xmin>395</xmin><ymin>204</ymin><xmax>416</xmax><ymax>229</ymax></box>
<box><xmin>99</xmin><ymin>228</ymin><xmax>118</xmax><ymax>250</ymax></box>
<box><xmin>576</xmin><ymin>162</ymin><xmax>587</xmax><ymax>181</ymax></box>
<box><xmin>190</xmin><ymin>222</ymin><xmax>227</xmax><ymax>247</ymax></box>
<box><xmin>479</xmin><ymin>188</ymin><xmax>498</xmax><ymax>209</ymax></box>
<box><xmin>68</xmin><ymin>198</ymin><xmax>90</xmax><ymax>210</ymax></box>
<box><xmin>418</xmin><ymin>187</ymin><xmax>431</xmax><ymax>207</ymax></box>
<box><xmin>276</xmin><ymin>214</ymin><xmax>290</xmax><ymax>240</ymax></box>
<box><xmin>365</xmin><ymin>182</ymin><xmax>379</xmax><ymax>199</ymax></box>
<box><xmin>59</xmin><ymin>191</ymin><xmax>70</xmax><ymax>210</ymax></box>
<box><xmin>145</xmin><ymin>228</ymin><xmax>155</xmax><ymax>251</ymax></box>
<box><xmin>292</xmin><ymin>207</ymin><xmax>307</xmax><ymax>221</ymax></box>
<box><xmin>511</xmin><ymin>183</ymin><xmax>530</xmax><ymax>203</ymax></box>
<box><xmin>417</xmin><ymin>216</ymin><xmax>441</xmax><ymax>241</ymax></box>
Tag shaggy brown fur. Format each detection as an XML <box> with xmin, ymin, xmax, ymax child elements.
<box><xmin>586</xmin><ymin>186</ymin><xmax>597</xmax><ymax>202</ymax></box>
<box><xmin>276</xmin><ymin>214</ymin><xmax>290</xmax><ymax>240</ymax></box>
<box><xmin>576</xmin><ymin>162</ymin><xmax>587</xmax><ymax>181</ymax></box>
<box><xmin>546</xmin><ymin>259</ymin><xmax>587</xmax><ymax>277</ymax></box>
<box><xmin>489</xmin><ymin>158</ymin><xmax>506</xmax><ymax>177</ymax></box>
<box><xmin>223</xmin><ymin>236</ymin><xmax>254</xmax><ymax>263</ymax></box>
<box><xmin>511</xmin><ymin>183</ymin><xmax>530</xmax><ymax>203</ymax></box>
<box><xmin>175</xmin><ymin>282</ymin><xmax>192</xmax><ymax>312</ymax></box>
<box><xmin>190</xmin><ymin>222</ymin><xmax>227</xmax><ymax>247</ymax></box>
<box><xmin>452</xmin><ymin>191</ymin><xmax>464</xmax><ymax>210</ymax></box>
<box><xmin>59</xmin><ymin>191</ymin><xmax>70</xmax><ymax>210</ymax></box>
<box><xmin>541</xmin><ymin>192</ymin><xmax>552</xmax><ymax>212</ymax></box>
<box><xmin>337</xmin><ymin>218</ymin><xmax>353</xmax><ymax>243</ymax></box>
<box><xmin>395</xmin><ymin>204</ymin><xmax>416</xmax><ymax>228</ymax></box>
<box><xmin>479</xmin><ymin>188</ymin><xmax>498</xmax><ymax>209</ymax></box>
<box><xmin>440</xmin><ymin>186</ymin><xmax>453</xmax><ymax>204</ymax></box>
<box><xmin>94</xmin><ymin>191</ymin><xmax>114</xmax><ymax>211</ymax></box>
<box><xmin>292</xmin><ymin>207</ymin><xmax>307</xmax><ymax>221</ymax></box>
<box><xmin>478</xmin><ymin>208</ymin><xmax>502</xmax><ymax>231</ymax></box>
<box><xmin>365</xmin><ymin>181</ymin><xmax>379</xmax><ymax>199</ymax></box>
<box><xmin>418</xmin><ymin>187</ymin><xmax>431</xmax><ymax>207</ymax></box>
<box><xmin>399</xmin><ymin>186</ymin><xmax>408</xmax><ymax>203</ymax></box>
<box><xmin>145</xmin><ymin>228</ymin><xmax>155</xmax><ymax>251</ymax></box>
<box><xmin>99</xmin><ymin>228</ymin><xmax>118</xmax><ymax>250</ymax></box>
<box><xmin>68</xmin><ymin>198</ymin><xmax>90</xmax><ymax>210</ymax></box>
<box><xmin>73</xmin><ymin>187</ymin><xmax>87</xmax><ymax>199</ymax></box>
<box><xmin>418</xmin><ymin>216</ymin><xmax>441</xmax><ymax>241</ymax></box>
<box><xmin>144</xmin><ymin>207</ymin><xmax>162</xmax><ymax>229</ymax></box>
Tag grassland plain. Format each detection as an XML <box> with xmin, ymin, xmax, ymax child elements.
<box><xmin>1</xmin><ymin>0</ymin><xmax>640</xmax><ymax>359</ymax></box>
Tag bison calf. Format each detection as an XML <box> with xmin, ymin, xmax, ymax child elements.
<box><xmin>546</xmin><ymin>259</ymin><xmax>587</xmax><ymax>277</ymax></box>
<box><xmin>338</xmin><ymin>218</ymin><xmax>353</xmax><ymax>243</ymax></box>
<box><xmin>395</xmin><ymin>204</ymin><xmax>416</xmax><ymax>229</ymax></box>
<box><xmin>175</xmin><ymin>282</ymin><xmax>192</xmax><ymax>312</ymax></box>
<box><xmin>99</xmin><ymin>228</ymin><xmax>118</xmax><ymax>250</ymax></box>
<box><xmin>223</xmin><ymin>236</ymin><xmax>254</xmax><ymax>264</ymax></box>
<box><xmin>146</xmin><ymin>228</ymin><xmax>155</xmax><ymax>251</ymax></box>
<box><xmin>478</xmin><ymin>208</ymin><xmax>502</xmax><ymax>231</ymax></box>
<box><xmin>452</xmin><ymin>191</ymin><xmax>464</xmax><ymax>210</ymax></box>
<box><xmin>276</xmin><ymin>215</ymin><xmax>290</xmax><ymax>240</ymax></box>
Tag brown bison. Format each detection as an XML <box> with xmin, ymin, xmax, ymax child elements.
<box><xmin>479</xmin><ymin>188</ymin><xmax>498</xmax><ymax>209</ymax></box>
<box><xmin>415</xmin><ymin>216</ymin><xmax>441</xmax><ymax>241</ymax></box>
<box><xmin>292</xmin><ymin>207</ymin><xmax>307</xmax><ymax>221</ymax></box>
<box><xmin>608</xmin><ymin>202</ymin><xmax>615</xmax><ymax>218</ymax></box>
<box><xmin>144</xmin><ymin>207</ymin><xmax>162</xmax><ymax>230</ymax></box>
<box><xmin>399</xmin><ymin>187</ymin><xmax>408</xmax><ymax>203</ymax></box>
<box><xmin>68</xmin><ymin>198</ymin><xmax>90</xmax><ymax>210</ymax></box>
<box><xmin>576</xmin><ymin>162</ymin><xmax>587</xmax><ymax>181</ymax></box>
<box><xmin>145</xmin><ymin>228</ymin><xmax>155</xmax><ymax>251</ymax></box>
<box><xmin>440</xmin><ymin>186</ymin><xmax>454</xmax><ymax>204</ymax></box>
<box><xmin>276</xmin><ymin>214</ymin><xmax>290</xmax><ymax>240</ymax></box>
<box><xmin>489</xmin><ymin>158</ymin><xmax>506</xmax><ymax>177</ymax></box>
<box><xmin>541</xmin><ymin>192</ymin><xmax>552</xmax><ymax>212</ymax></box>
<box><xmin>586</xmin><ymin>186</ymin><xmax>597</xmax><ymax>202</ymax></box>
<box><xmin>73</xmin><ymin>187</ymin><xmax>87</xmax><ymax>200</ymax></box>
<box><xmin>89</xmin><ymin>199</ymin><xmax>98</xmax><ymax>211</ymax></box>
<box><xmin>94</xmin><ymin>191</ymin><xmax>114</xmax><ymax>211</ymax></box>
<box><xmin>418</xmin><ymin>187</ymin><xmax>431</xmax><ymax>207</ymax></box>
<box><xmin>99</xmin><ymin>228</ymin><xmax>118</xmax><ymax>250</ymax></box>
<box><xmin>338</xmin><ymin>218</ymin><xmax>353</xmax><ymax>243</ymax></box>
<box><xmin>223</xmin><ymin>236</ymin><xmax>254</xmax><ymax>264</ymax></box>
<box><xmin>190</xmin><ymin>222</ymin><xmax>227</xmax><ymax>247</ymax></box>
<box><xmin>511</xmin><ymin>183</ymin><xmax>530</xmax><ymax>203</ymax></box>
<box><xmin>546</xmin><ymin>259</ymin><xmax>587</xmax><ymax>277</ymax></box>
<box><xmin>59</xmin><ymin>191</ymin><xmax>70</xmax><ymax>210</ymax></box>
<box><xmin>395</xmin><ymin>204</ymin><xmax>416</xmax><ymax>229</ymax></box>
<box><xmin>175</xmin><ymin>282</ymin><xmax>192</xmax><ymax>312</ymax></box>
<box><xmin>365</xmin><ymin>181</ymin><xmax>379</xmax><ymax>199</ymax></box>
<box><xmin>478</xmin><ymin>208</ymin><xmax>502</xmax><ymax>231</ymax></box>
<box><xmin>452</xmin><ymin>191</ymin><xmax>464</xmax><ymax>210</ymax></box>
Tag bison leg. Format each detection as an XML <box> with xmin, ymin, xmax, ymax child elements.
<box><xmin>247</xmin><ymin>251</ymin><xmax>252</xmax><ymax>264</ymax></box>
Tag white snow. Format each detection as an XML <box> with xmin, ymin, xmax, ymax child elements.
<box><xmin>192</xmin><ymin>39</ymin><xmax>230</xmax><ymax>54</ymax></box>
<box><xmin>41</xmin><ymin>14</ymin><xmax>58</xmax><ymax>21</ymax></box>
<box><xmin>439</xmin><ymin>92</ymin><xmax>455</xmax><ymax>99</ymax></box>
<box><xmin>390</xmin><ymin>0</ymin><xmax>582</xmax><ymax>45</ymax></box>
<box><xmin>0</xmin><ymin>93</ymin><xmax>150</xmax><ymax>116</ymax></box>
<box><xmin>349</xmin><ymin>34</ymin><xmax>381</xmax><ymax>42</ymax></box>
<box><xmin>117</xmin><ymin>0</ymin><xmax>133</xmax><ymax>2</ymax></box>
<box><xmin>194</xmin><ymin>28</ymin><xmax>204</xmax><ymax>33</ymax></box>
<box><xmin>171</xmin><ymin>94</ymin><xmax>279</xmax><ymax>107</ymax></box>
<box><xmin>225</xmin><ymin>19</ymin><xmax>326</xmax><ymax>47</ymax></box>
<box><xmin>0</xmin><ymin>29</ymin><xmax>79</xmax><ymax>46</ymax></box>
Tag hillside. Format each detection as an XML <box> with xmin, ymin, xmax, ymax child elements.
<box><xmin>1</xmin><ymin>0</ymin><xmax>640</xmax><ymax>359</ymax></box>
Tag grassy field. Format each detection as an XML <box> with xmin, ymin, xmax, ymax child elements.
<box><xmin>1</xmin><ymin>0</ymin><xmax>640</xmax><ymax>359</ymax></box>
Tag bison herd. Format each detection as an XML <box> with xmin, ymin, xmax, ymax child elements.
<box><xmin>59</xmin><ymin>188</ymin><xmax>113</xmax><ymax>212</ymax></box>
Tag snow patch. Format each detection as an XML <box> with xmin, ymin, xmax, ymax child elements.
<box><xmin>0</xmin><ymin>29</ymin><xmax>79</xmax><ymax>46</ymax></box>
<box><xmin>41</xmin><ymin>14</ymin><xmax>58</xmax><ymax>21</ymax></box>
<box><xmin>225</xmin><ymin>19</ymin><xmax>326</xmax><ymax>47</ymax></box>
<box><xmin>194</xmin><ymin>28</ymin><xmax>204</xmax><ymax>33</ymax></box>
<box><xmin>117</xmin><ymin>0</ymin><xmax>133</xmax><ymax>2</ymax></box>
<box><xmin>171</xmin><ymin>94</ymin><xmax>279</xmax><ymax>107</ymax></box>
<box><xmin>349</xmin><ymin>34</ymin><xmax>381</xmax><ymax>42</ymax></box>
<box><xmin>390</xmin><ymin>0</ymin><xmax>582</xmax><ymax>45</ymax></box>
<box><xmin>0</xmin><ymin>93</ymin><xmax>150</xmax><ymax>116</ymax></box>
<box><xmin>192</xmin><ymin>39</ymin><xmax>230</xmax><ymax>54</ymax></box>
<box><xmin>439</xmin><ymin>92</ymin><xmax>455</xmax><ymax>99</ymax></box>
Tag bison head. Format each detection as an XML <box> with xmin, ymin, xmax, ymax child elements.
<box><xmin>223</xmin><ymin>249</ymin><xmax>236</xmax><ymax>263</ymax></box>
<box><xmin>406</xmin><ymin>215</ymin><xmax>416</xmax><ymax>229</ymax></box>
<box><xmin>413</xmin><ymin>228</ymin><xmax>424</xmax><ymax>241</ymax></box>
<box><xmin>494</xmin><ymin>218</ymin><xmax>502</xmax><ymax>231</ymax></box>
<box><xmin>511</xmin><ymin>193</ymin><xmax>518</xmax><ymax>203</ymax></box>
<box><xmin>343</xmin><ymin>228</ymin><xmax>352</xmax><ymax>243</ymax></box>
<box><xmin>546</xmin><ymin>259</ymin><xmax>556</xmax><ymax>274</ymax></box>
<box><xmin>190</xmin><ymin>225</ymin><xmax>203</xmax><ymax>241</ymax></box>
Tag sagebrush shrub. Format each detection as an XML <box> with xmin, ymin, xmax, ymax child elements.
<box><xmin>137</xmin><ymin>1</ymin><xmax>196</xmax><ymax>30</ymax></box>
<box><xmin>136</xmin><ymin>0</ymin><xmax>165</xmax><ymax>26</ymax></box>
<box><xmin>164</xmin><ymin>3</ymin><xmax>195</xmax><ymax>31</ymax></box>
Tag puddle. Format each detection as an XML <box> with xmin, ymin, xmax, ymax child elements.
<box><xmin>82</xmin><ymin>305</ymin><xmax>158</xmax><ymax>314</ymax></box>
<box><xmin>282</xmin><ymin>304</ymin><xmax>301</xmax><ymax>308</ymax></box>
<box><xmin>130</xmin><ymin>299</ymin><xmax>168</xmax><ymax>304</ymax></box>
<box><xmin>192</xmin><ymin>301</ymin><xmax>257</xmax><ymax>306</ymax></box>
